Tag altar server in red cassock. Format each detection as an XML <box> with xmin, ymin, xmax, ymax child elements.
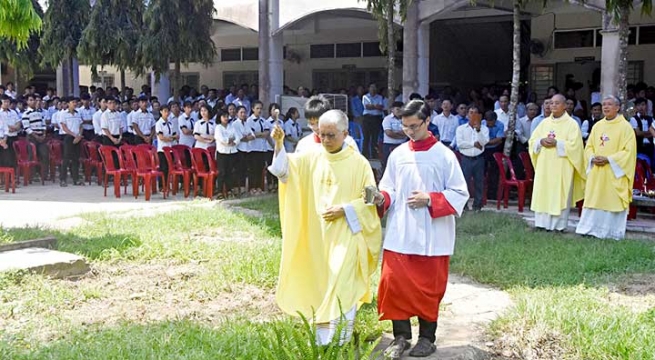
<box><xmin>372</xmin><ymin>100</ymin><xmax>470</xmax><ymax>359</ymax></box>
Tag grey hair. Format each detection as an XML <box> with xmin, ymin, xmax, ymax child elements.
<box><xmin>526</xmin><ymin>102</ymin><xmax>539</xmax><ymax>109</ymax></box>
<box><xmin>318</xmin><ymin>109</ymin><xmax>349</xmax><ymax>132</ymax></box>
<box><xmin>603</xmin><ymin>95</ymin><xmax>622</xmax><ymax>107</ymax></box>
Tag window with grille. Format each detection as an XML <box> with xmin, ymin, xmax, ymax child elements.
<box><xmin>554</xmin><ymin>30</ymin><xmax>595</xmax><ymax>49</ymax></box>
<box><xmin>530</xmin><ymin>65</ymin><xmax>554</xmax><ymax>100</ymax></box>
<box><xmin>221</xmin><ymin>48</ymin><xmax>241</xmax><ymax>62</ymax></box>
<box><xmin>223</xmin><ymin>71</ymin><xmax>259</xmax><ymax>88</ymax></box>
<box><xmin>242</xmin><ymin>48</ymin><xmax>259</xmax><ymax>61</ymax></box>
<box><xmin>180</xmin><ymin>73</ymin><xmax>200</xmax><ymax>90</ymax></box>
<box><xmin>336</xmin><ymin>43</ymin><xmax>361</xmax><ymax>58</ymax></box>
<box><xmin>310</xmin><ymin>44</ymin><xmax>335</xmax><ymax>59</ymax></box>
<box><xmin>627</xmin><ymin>61</ymin><xmax>644</xmax><ymax>85</ymax></box>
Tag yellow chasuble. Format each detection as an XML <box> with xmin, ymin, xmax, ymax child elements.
<box><xmin>583</xmin><ymin>115</ymin><xmax>636</xmax><ymax>211</ymax></box>
<box><xmin>529</xmin><ymin>114</ymin><xmax>586</xmax><ymax>215</ymax></box>
<box><xmin>276</xmin><ymin>145</ymin><xmax>382</xmax><ymax>323</ymax></box>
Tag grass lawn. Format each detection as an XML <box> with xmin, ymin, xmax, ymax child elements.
<box><xmin>1</xmin><ymin>198</ymin><xmax>655</xmax><ymax>359</ymax></box>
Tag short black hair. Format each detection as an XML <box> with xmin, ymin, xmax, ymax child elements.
<box><xmin>591</xmin><ymin>102</ymin><xmax>602</xmax><ymax>108</ymax></box>
<box><xmin>635</xmin><ymin>97</ymin><xmax>647</xmax><ymax>106</ymax></box>
<box><xmin>409</xmin><ymin>93</ymin><xmax>423</xmax><ymax>100</ymax></box>
<box><xmin>484</xmin><ymin>110</ymin><xmax>497</xmax><ymax>122</ymax></box>
<box><xmin>0</xmin><ymin>95</ymin><xmax>10</xmax><ymax>101</ymax></box>
<box><xmin>160</xmin><ymin>105</ymin><xmax>170</xmax><ymax>112</ymax></box>
<box><xmin>236</xmin><ymin>105</ymin><xmax>247</xmax><ymax>113</ymax></box>
<box><xmin>399</xmin><ymin>100</ymin><xmax>431</xmax><ymax>121</ymax></box>
<box><xmin>391</xmin><ymin>101</ymin><xmax>404</xmax><ymax>109</ymax></box>
<box><xmin>467</xmin><ymin>104</ymin><xmax>481</xmax><ymax>114</ymax></box>
<box><xmin>304</xmin><ymin>95</ymin><xmax>332</xmax><ymax>120</ymax></box>
<box><xmin>183</xmin><ymin>101</ymin><xmax>192</xmax><ymax>108</ymax></box>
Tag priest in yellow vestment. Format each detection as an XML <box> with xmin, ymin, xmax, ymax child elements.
<box><xmin>268</xmin><ymin>109</ymin><xmax>382</xmax><ymax>346</ymax></box>
<box><xmin>529</xmin><ymin>94</ymin><xmax>586</xmax><ymax>231</ymax></box>
<box><xmin>576</xmin><ymin>95</ymin><xmax>637</xmax><ymax>239</ymax></box>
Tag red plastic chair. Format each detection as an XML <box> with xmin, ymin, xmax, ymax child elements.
<box><xmin>13</xmin><ymin>139</ymin><xmax>44</xmax><ymax>186</ymax></box>
<box><xmin>98</xmin><ymin>145</ymin><xmax>134</xmax><ymax>198</ymax></box>
<box><xmin>190</xmin><ymin>148</ymin><xmax>218</xmax><ymax>199</ymax></box>
<box><xmin>518</xmin><ymin>152</ymin><xmax>533</xmax><ymax>182</ymax></box>
<box><xmin>0</xmin><ymin>167</ymin><xmax>15</xmax><ymax>193</ymax></box>
<box><xmin>493</xmin><ymin>152</ymin><xmax>532</xmax><ymax>212</ymax></box>
<box><xmin>84</xmin><ymin>141</ymin><xmax>103</xmax><ymax>185</ymax></box>
<box><xmin>47</xmin><ymin>139</ymin><xmax>63</xmax><ymax>183</ymax></box>
<box><xmin>132</xmin><ymin>146</ymin><xmax>167</xmax><ymax>201</ymax></box>
<box><xmin>163</xmin><ymin>146</ymin><xmax>194</xmax><ymax>198</ymax></box>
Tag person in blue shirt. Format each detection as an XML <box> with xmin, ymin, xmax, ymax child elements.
<box><xmin>350</xmin><ymin>86</ymin><xmax>364</xmax><ymax>120</ymax></box>
<box><xmin>482</xmin><ymin>110</ymin><xmax>505</xmax><ymax>199</ymax></box>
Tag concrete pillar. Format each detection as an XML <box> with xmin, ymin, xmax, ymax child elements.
<box><xmin>600</xmin><ymin>11</ymin><xmax>620</xmax><ymax>99</ymax></box>
<box><xmin>402</xmin><ymin>0</ymin><xmax>419</xmax><ymax>102</ymax></box>
<box><xmin>72</xmin><ymin>58</ymin><xmax>80</xmax><ymax>97</ymax></box>
<box><xmin>258</xmin><ymin>0</ymin><xmax>271</xmax><ymax>105</ymax></box>
<box><xmin>417</xmin><ymin>23</ymin><xmax>430</xmax><ymax>97</ymax></box>
<box><xmin>269</xmin><ymin>0</ymin><xmax>283</xmax><ymax>104</ymax></box>
<box><xmin>56</xmin><ymin>63</ymin><xmax>67</xmax><ymax>96</ymax></box>
<box><xmin>151</xmin><ymin>72</ymin><xmax>171</xmax><ymax>102</ymax></box>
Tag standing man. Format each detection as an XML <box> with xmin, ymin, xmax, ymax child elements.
<box><xmin>0</xmin><ymin>95</ymin><xmax>21</xmax><ymax>169</ymax></box>
<box><xmin>629</xmin><ymin>97</ymin><xmax>654</xmax><ymax>166</ymax></box>
<box><xmin>581</xmin><ymin>102</ymin><xmax>603</xmax><ymax>144</ymax></box>
<box><xmin>431</xmin><ymin>99</ymin><xmax>459</xmax><ymax>148</ymax></box>
<box><xmin>21</xmin><ymin>94</ymin><xmax>49</xmax><ymax>181</ymax></box>
<box><xmin>59</xmin><ymin>97</ymin><xmax>84</xmax><ymax>187</ymax></box>
<box><xmin>295</xmin><ymin>95</ymin><xmax>359</xmax><ymax>154</ymax></box>
<box><xmin>362</xmin><ymin>83</ymin><xmax>385</xmax><ymax>159</ymax></box>
<box><xmin>494</xmin><ymin>95</ymin><xmax>510</xmax><ymax>128</ymax></box>
<box><xmin>576</xmin><ymin>96</ymin><xmax>636</xmax><ymax>239</ymax></box>
<box><xmin>529</xmin><ymin>94</ymin><xmax>586</xmax><ymax>231</ymax></box>
<box><xmin>381</xmin><ymin>101</ymin><xmax>407</xmax><ymax>166</ymax></box>
<box><xmin>516</xmin><ymin>103</ymin><xmax>540</xmax><ymax>152</ymax></box>
<box><xmin>92</xmin><ymin>97</ymin><xmax>107</xmax><ymax>142</ymax></box>
<box><xmin>78</xmin><ymin>93</ymin><xmax>96</xmax><ymax>141</ymax></box>
<box><xmin>456</xmin><ymin>105</ymin><xmax>489</xmax><ymax>211</ymax></box>
<box><xmin>374</xmin><ymin>100</ymin><xmax>469</xmax><ymax>359</ymax></box>
<box><xmin>483</xmin><ymin>111</ymin><xmax>506</xmax><ymax>199</ymax></box>
<box><xmin>530</xmin><ymin>96</ymin><xmax>552</xmax><ymax>135</ymax></box>
<box><xmin>268</xmin><ymin>110</ymin><xmax>382</xmax><ymax>346</ymax></box>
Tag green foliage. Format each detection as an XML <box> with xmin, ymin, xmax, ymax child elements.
<box><xmin>605</xmin><ymin>0</ymin><xmax>653</xmax><ymax>22</ymax></box>
<box><xmin>0</xmin><ymin>0</ymin><xmax>42</xmax><ymax>49</ymax></box>
<box><xmin>138</xmin><ymin>0</ymin><xmax>216</xmax><ymax>78</ymax></box>
<box><xmin>79</xmin><ymin>0</ymin><xmax>144</xmax><ymax>75</ymax></box>
<box><xmin>39</xmin><ymin>0</ymin><xmax>89</xmax><ymax>67</ymax></box>
<box><xmin>0</xmin><ymin>0</ymin><xmax>43</xmax><ymax>76</ymax></box>
<box><xmin>362</xmin><ymin>0</ymin><xmax>411</xmax><ymax>53</ymax></box>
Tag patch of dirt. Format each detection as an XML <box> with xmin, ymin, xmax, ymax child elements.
<box><xmin>3</xmin><ymin>262</ymin><xmax>278</xmax><ymax>342</ymax></box>
<box><xmin>606</xmin><ymin>273</ymin><xmax>655</xmax><ymax>312</ymax></box>
<box><xmin>490</xmin><ymin>324</ymin><xmax>569</xmax><ymax>360</ymax></box>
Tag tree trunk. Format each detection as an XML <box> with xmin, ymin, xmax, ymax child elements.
<box><xmin>503</xmin><ymin>0</ymin><xmax>521</xmax><ymax>157</ymax></box>
<box><xmin>173</xmin><ymin>59</ymin><xmax>181</xmax><ymax>100</ymax></box>
<box><xmin>120</xmin><ymin>69</ymin><xmax>126</xmax><ymax>92</ymax></box>
<box><xmin>616</xmin><ymin>3</ymin><xmax>630</xmax><ymax>110</ymax></box>
<box><xmin>386</xmin><ymin>0</ymin><xmax>396</xmax><ymax>107</ymax></box>
<box><xmin>68</xmin><ymin>56</ymin><xmax>75</xmax><ymax>96</ymax></box>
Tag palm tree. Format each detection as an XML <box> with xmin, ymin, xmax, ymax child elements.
<box><xmin>604</xmin><ymin>0</ymin><xmax>652</xmax><ymax>108</ymax></box>
<box><xmin>0</xmin><ymin>0</ymin><xmax>41</xmax><ymax>49</ymax></box>
<box><xmin>363</xmin><ymin>0</ymin><xmax>411</xmax><ymax>106</ymax></box>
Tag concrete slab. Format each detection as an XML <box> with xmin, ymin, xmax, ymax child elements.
<box><xmin>0</xmin><ymin>236</ymin><xmax>56</xmax><ymax>252</ymax></box>
<box><xmin>375</xmin><ymin>275</ymin><xmax>512</xmax><ymax>360</ymax></box>
<box><xmin>0</xmin><ymin>247</ymin><xmax>90</xmax><ymax>279</ymax></box>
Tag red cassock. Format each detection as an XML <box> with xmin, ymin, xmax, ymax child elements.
<box><xmin>376</xmin><ymin>134</ymin><xmax>456</xmax><ymax>322</ymax></box>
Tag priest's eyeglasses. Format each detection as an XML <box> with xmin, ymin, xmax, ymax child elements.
<box><xmin>401</xmin><ymin>121</ymin><xmax>426</xmax><ymax>131</ymax></box>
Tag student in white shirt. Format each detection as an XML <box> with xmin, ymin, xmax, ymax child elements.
<box><xmin>93</xmin><ymin>98</ymin><xmax>107</xmax><ymax>141</ymax></box>
<box><xmin>59</xmin><ymin>97</ymin><xmax>85</xmax><ymax>187</ymax></box>
<box><xmin>233</xmin><ymin>105</ymin><xmax>255</xmax><ymax>193</ymax></box>
<box><xmin>382</xmin><ymin>101</ymin><xmax>407</xmax><ymax>166</ymax></box>
<box><xmin>178</xmin><ymin>101</ymin><xmax>196</xmax><ymax>148</ymax></box>
<box><xmin>193</xmin><ymin>104</ymin><xmax>216</xmax><ymax>150</ymax></box>
<box><xmin>78</xmin><ymin>93</ymin><xmax>96</xmax><ymax>141</ymax></box>
<box><xmin>131</xmin><ymin>97</ymin><xmax>156</xmax><ymax>145</ymax></box>
<box><xmin>283</xmin><ymin>107</ymin><xmax>302</xmax><ymax>152</ymax></box>
<box><xmin>168</xmin><ymin>102</ymin><xmax>181</xmax><ymax>145</ymax></box>
<box><xmin>214</xmin><ymin>111</ymin><xmax>240</xmax><ymax>199</ymax></box>
<box><xmin>266</xmin><ymin>103</ymin><xmax>283</xmax><ymax>151</ymax></box>
<box><xmin>246</xmin><ymin>100</ymin><xmax>271</xmax><ymax>194</ymax></box>
<box><xmin>156</xmin><ymin>105</ymin><xmax>179</xmax><ymax>189</ymax></box>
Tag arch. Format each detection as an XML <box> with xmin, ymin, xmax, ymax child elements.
<box><xmin>273</xmin><ymin>6</ymin><xmax>402</xmax><ymax>36</ymax></box>
<box><xmin>213</xmin><ymin>0</ymin><xmax>259</xmax><ymax>32</ymax></box>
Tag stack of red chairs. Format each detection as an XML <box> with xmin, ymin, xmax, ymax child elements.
<box><xmin>98</xmin><ymin>145</ymin><xmax>134</xmax><ymax>198</ymax></box>
<box><xmin>132</xmin><ymin>146</ymin><xmax>167</xmax><ymax>201</ymax></box>
<box><xmin>493</xmin><ymin>152</ymin><xmax>532</xmax><ymax>213</ymax></box>
<box><xmin>47</xmin><ymin>139</ymin><xmax>63</xmax><ymax>183</ymax></box>
<box><xmin>162</xmin><ymin>146</ymin><xmax>194</xmax><ymax>198</ymax></box>
<box><xmin>83</xmin><ymin>141</ymin><xmax>103</xmax><ymax>185</ymax></box>
<box><xmin>190</xmin><ymin>148</ymin><xmax>218</xmax><ymax>199</ymax></box>
<box><xmin>13</xmin><ymin>139</ymin><xmax>44</xmax><ymax>186</ymax></box>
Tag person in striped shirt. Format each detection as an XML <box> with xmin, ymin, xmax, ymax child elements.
<box><xmin>21</xmin><ymin>94</ymin><xmax>49</xmax><ymax>180</ymax></box>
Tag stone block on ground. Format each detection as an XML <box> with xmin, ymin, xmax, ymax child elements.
<box><xmin>0</xmin><ymin>247</ymin><xmax>89</xmax><ymax>279</ymax></box>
